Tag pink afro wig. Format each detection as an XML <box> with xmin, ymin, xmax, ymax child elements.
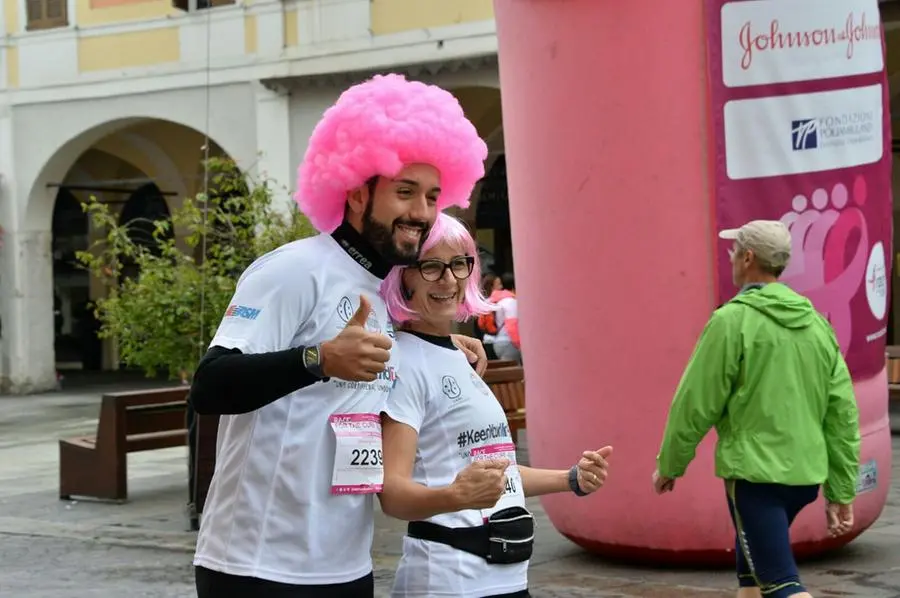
<box><xmin>381</xmin><ymin>213</ymin><xmax>495</xmax><ymax>324</ymax></box>
<box><xmin>294</xmin><ymin>73</ymin><xmax>489</xmax><ymax>233</ymax></box>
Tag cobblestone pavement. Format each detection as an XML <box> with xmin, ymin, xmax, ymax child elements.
<box><xmin>1</xmin><ymin>528</ymin><xmax>898</xmax><ymax>598</ymax></box>
<box><xmin>0</xmin><ymin>387</ymin><xmax>897</xmax><ymax>597</ymax></box>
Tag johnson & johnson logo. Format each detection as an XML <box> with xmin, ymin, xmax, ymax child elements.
<box><xmin>738</xmin><ymin>11</ymin><xmax>881</xmax><ymax>71</ymax></box>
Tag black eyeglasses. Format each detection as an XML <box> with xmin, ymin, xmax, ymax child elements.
<box><xmin>413</xmin><ymin>256</ymin><xmax>475</xmax><ymax>282</ymax></box>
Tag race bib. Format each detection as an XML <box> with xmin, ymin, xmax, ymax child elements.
<box><xmin>470</xmin><ymin>442</ymin><xmax>524</xmax><ymax>520</ymax></box>
<box><xmin>329</xmin><ymin>413</ymin><xmax>384</xmax><ymax>495</ymax></box>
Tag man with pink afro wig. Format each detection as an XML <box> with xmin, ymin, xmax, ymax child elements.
<box><xmin>296</xmin><ymin>73</ymin><xmax>488</xmax><ymax>235</ymax></box>
<box><xmin>188</xmin><ymin>73</ymin><xmax>489</xmax><ymax>598</ymax></box>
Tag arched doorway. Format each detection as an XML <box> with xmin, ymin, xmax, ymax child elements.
<box><xmin>51</xmin><ymin>188</ymin><xmax>92</xmax><ymax>369</ymax></box>
<box><xmin>3</xmin><ymin>108</ymin><xmax>249</xmax><ymax>392</ymax></box>
<box><xmin>476</xmin><ymin>152</ymin><xmax>512</xmax><ymax>276</ymax></box>
<box><xmin>886</xmin><ymin>66</ymin><xmax>900</xmax><ymax>346</ymax></box>
<box><xmin>33</xmin><ymin>120</ymin><xmax>232</xmax><ymax>378</ymax></box>
<box><xmin>443</xmin><ymin>86</ymin><xmax>511</xmax><ymax>277</ymax></box>
<box><xmin>194</xmin><ymin>166</ymin><xmax>252</xmax><ymax>274</ymax></box>
<box><xmin>118</xmin><ymin>183</ymin><xmax>175</xmax><ymax>282</ymax></box>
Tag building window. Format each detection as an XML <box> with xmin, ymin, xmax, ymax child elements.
<box><xmin>171</xmin><ymin>0</ymin><xmax>234</xmax><ymax>11</ymax></box>
<box><xmin>26</xmin><ymin>0</ymin><xmax>68</xmax><ymax>31</ymax></box>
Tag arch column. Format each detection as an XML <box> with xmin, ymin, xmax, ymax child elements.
<box><xmin>255</xmin><ymin>82</ymin><xmax>295</xmax><ymax>214</ymax></box>
<box><xmin>1</xmin><ymin>230</ymin><xmax>55</xmax><ymax>393</ymax></box>
<box><xmin>0</xmin><ymin>110</ymin><xmax>55</xmax><ymax>393</ymax></box>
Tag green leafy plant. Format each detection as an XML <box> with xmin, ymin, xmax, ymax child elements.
<box><xmin>77</xmin><ymin>157</ymin><xmax>316</xmax><ymax>381</ymax></box>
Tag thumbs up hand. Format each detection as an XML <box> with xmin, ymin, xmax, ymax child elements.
<box><xmin>320</xmin><ymin>295</ymin><xmax>393</xmax><ymax>381</ymax></box>
<box><xmin>345</xmin><ymin>294</ymin><xmax>375</xmax><ymax>329</ymax></box>
<box><xmin>575</xmin><ymin>446</ymin><xmax>613</xmax><ymax>495</ymax></box>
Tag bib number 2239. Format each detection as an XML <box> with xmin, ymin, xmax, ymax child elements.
<box><xmin>330</xmin><ymin>413</ymin><xmax>384</xmax><ymax>495</ymax></box>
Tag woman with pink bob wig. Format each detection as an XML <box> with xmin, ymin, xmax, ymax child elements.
<box><xmin>377</xmin><ymin>214</ymin><xmax>613</xmax><ymax>598</ymax></box>
<box><xmin>295</xmin><ymin>73</ymin><xmax>488</xmax><ymax>234</ymax></box>
<box><xmin>381</xmin><ymin>213</ymin><xmax>493</xmax><ymax>324</ymax></box>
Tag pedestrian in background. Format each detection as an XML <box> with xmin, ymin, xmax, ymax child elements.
<box><xmin>653</xmin><ymin>220</ymin><xmax>860</xmax><ymax>598</ymax></box>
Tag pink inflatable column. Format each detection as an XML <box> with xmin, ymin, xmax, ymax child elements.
<box><xmin>494</xmin><ymin>0</ymin><xmax>891</xmax><ymax>564</ymax></box>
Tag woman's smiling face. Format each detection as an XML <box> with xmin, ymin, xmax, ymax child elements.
<box><xmin>401</xmin><ymin>240</ymin><xmax>474</xmax><ymax>325</ymax></box>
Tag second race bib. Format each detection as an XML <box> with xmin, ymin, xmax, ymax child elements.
<box><xmin>470</xmin><ymin>441</ymin><xmax>524</xmax><ymax>520</ymax></box>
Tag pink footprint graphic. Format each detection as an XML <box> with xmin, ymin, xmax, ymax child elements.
<box><xmin>780</xmin><ymin>192</ymin><xmax>829</xmax><ymax>284</ymax></box>
<box><xmin>781</xmin><ymin>178</ymin><xmax>869</xmax><ymax>355</ymax></box>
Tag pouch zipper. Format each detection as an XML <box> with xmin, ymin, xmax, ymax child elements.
<box><xmin>490</xmin><ymin>513</ymin><xmax>533</xmax><ymax>525</ymax></box>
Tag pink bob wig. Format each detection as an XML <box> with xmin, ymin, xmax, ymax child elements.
<box><xmin>381</xmin><ymin>213</ymin><xmax>495</xmax><ymax>324</ymax></box>
<box><xmin>294</xmin><ymin>73</ymin><xmax>489</xmax><ymax>233</ymax></box>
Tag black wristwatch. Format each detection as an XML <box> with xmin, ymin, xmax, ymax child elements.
<box><xmin>568</xmin><ymin>465</ymin><xmax>589</xmax><ymax>497</ymax></box>
<box><xmin>301</xmin><ymin>344</ymin><xmax>328</xmax><ymax>380</ymax></box>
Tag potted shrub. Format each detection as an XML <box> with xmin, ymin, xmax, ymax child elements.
<box><xmin>77</xmin><ymin>157</ymin><xmax>315</xmax><ymax>528</ymax></box>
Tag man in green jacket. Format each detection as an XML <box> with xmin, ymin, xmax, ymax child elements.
<box><xmin>653</xmin><ymin>220</ymin><xmax>860</xmax><ymax>598</ymax></box>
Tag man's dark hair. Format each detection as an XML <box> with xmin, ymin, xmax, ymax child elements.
<box><xmin>501</xmin><ymin>272</ymin><xmax>515</xmax><ymax>291</ymax></box>
<box><xmin>343</xmin><ymin>176</ymin><xmax>380</xmax><ymax>219</ymax></box>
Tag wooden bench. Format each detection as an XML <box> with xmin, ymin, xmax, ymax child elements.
<box><xmin>59</xmin><ymin>387</ymin><xmax>190</xmax><ymax>502</ymax></box>
<box><xmin>483</xmin><ymin>366</ymin><xmax>527</xmax><ymax>443</ymax></box>
<box><xmin>886</xmin><ymin>346</ymin><xmax>900</xmax><ymax>377</ymax></box>
<box><xmin>886</xmin><ymin>348</ymin><xmax>900</xmax><ymax>402</ymax></box>
<box><xmin>890</xmin><ymin>384</ymin><xmax>900</xmax><ymax>402</ymax></box>
<box><xmin>486</xmin><ymin>359</ymin><xmax>518</xmax><ymax>370</ymax></box>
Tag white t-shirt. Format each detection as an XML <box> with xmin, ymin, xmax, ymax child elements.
<box><xmin>384</xmin><ymin>331</ymin><xmax>528</xmax><ymax>598</ymax></box>
<box><xmin>493</xmin><ymin>296</ymin><xmax>517</xmax><ymax>345</ymax></box>
<box><xmin>193</xmin><ymin>233</ymin><xmax>400</xmax><ymax>585</ymax></box>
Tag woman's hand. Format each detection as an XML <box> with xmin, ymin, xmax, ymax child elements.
<box><xmin>450</xmin><ymin>459</ymin><xmax>510</xmax><ymax>509</ymax></box>
<box><xmin>576</xmin><ymin>446</ymin><xmax>613</xmax><ymax>494</ymax></box>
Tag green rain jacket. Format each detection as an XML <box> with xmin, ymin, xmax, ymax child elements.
<box><xmin>656</xmin><ymin>283</ymin><xmax>861</xmax><ymax>504</ymax></box>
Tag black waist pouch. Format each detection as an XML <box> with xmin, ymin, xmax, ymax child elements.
<box><xmin>407</xmin><ymin>505</ymin><xmax>534</xmax><ymax>564</ymax></box>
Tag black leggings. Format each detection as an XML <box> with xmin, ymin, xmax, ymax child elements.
<box><xmin>725</xmin><ymin>479</ymin><xmax>819</xmax><ymax>598</ymax></box>
<box><xmin>195</xmin><ymin>567</ymin><xmax>374</xmax><ymax>598</ymax></box>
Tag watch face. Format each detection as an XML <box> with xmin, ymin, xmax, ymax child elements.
<box><xmin>304</xmin><ymin>346</ymin><xmax>319</xmax><ymax>367</ymax></box>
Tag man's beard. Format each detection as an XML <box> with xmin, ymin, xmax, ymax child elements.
<box><xmin>361</xmin><ymin>203</ymin><xmax>429</xmax><ymax>266</ymax></box>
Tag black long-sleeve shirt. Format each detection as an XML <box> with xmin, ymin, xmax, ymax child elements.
<box><xmin>188</xmin><ymin>345</ymin><xmax>322</xmax><ymax>415</ymax></box>
<box><xmin>189</xmin><ymin>221</ymin><xmax>392</xmax><ymax>416</ymax></box>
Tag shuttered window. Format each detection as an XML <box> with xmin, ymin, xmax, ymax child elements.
<box><xmin>172</xmin><ymin>0</ymin><xmax>234</xmax><ymax>11</ymax></box>
<box><xmin>26</xmin><ymin>0</ymin><xmax>68</xmax><ymax>31</ymax></box>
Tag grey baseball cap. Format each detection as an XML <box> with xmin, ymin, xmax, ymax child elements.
<box><xmin>718</xmin><ymin>220</ymin><xmax>792</xmax><ymax>270</ymax></box>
